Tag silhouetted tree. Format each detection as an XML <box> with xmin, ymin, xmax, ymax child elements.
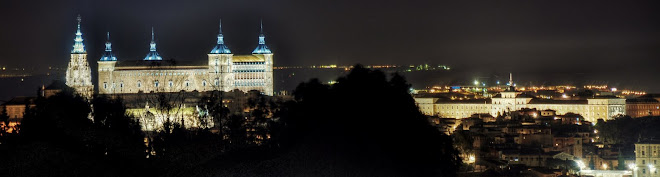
<box><xmin>273</xmin><ymin>65</ymin><xmax>461</xmax><ymax>176</ymax></box>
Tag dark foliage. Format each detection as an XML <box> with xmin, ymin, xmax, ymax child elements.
<box><xmin>271</xmin><ymin>65</ymin><xmax>461</xmax><ymax>176</ymax></box>
<box><xmin>0</xmin><ymin>88</ymin><xmax>147</xmax><ymax>176</ymax></box>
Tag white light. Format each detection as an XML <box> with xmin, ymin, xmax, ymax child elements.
<box><xmin>629</xmin><ymin>163</ymin><xmax>637</xmax><ymax>170</ymax></box>
<box><xmin>602</xmin><ymin>163</ymin><xmax>608</xmax><ymax>170</ymax></box>
<box><xmin>474</xmin><ymin>80</ymin><xmax>479</xmax><ymax>86</ymax></box>
<box><xmin>611</xmin><ymin>88</ymin><xmax>617</xmax><ymax>92</ymax></box>
<box><xmin>576</xmin><ymin>160</ymin><xmax>586</xmax><ymax>170</ymax></box>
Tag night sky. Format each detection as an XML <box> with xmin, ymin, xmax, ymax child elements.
<box><xmin>1</xmin><ymin>0</ymin><xmax>659</xmax><ymax>90</ymax></box>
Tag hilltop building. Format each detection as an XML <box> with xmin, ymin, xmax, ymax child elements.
<box><xmin>97</xmin><ymin>19</ymin><xmax>273</xmax><ymax>96</ymax></box>
<box><xmin>65</xmin><ymin>16</ymin><xmax>274</xmax><ymax>96</ymax></box>
<box><xmin>414</xmin><ymin>74</ymin><xmax>626</xmax><ymax>123</ymax></box>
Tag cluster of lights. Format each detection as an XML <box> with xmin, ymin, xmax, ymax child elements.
<box><xmin>584</xmin><ymin>85</ymin><xmax>609</xmax><ymax>90</ymax></box>
<box><xmin>621</xmin><ymin>90</ymin><xmax>646</xmax><ymax>95</ymax></box>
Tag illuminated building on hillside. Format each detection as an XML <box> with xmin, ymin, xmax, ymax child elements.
<box><xmin>65</xmin><ymin>15</ymin><xmax>94</xmax><ymax>99</ymax></box>
<box><xmin>414</xmin><ymin>74</ymin><xmax>626</xmax><ymax>123</ymax></box>
<box><xmin>97</xmin><ymin>19</ymin><xmax>274</xmax><ymax>96</ymax></box>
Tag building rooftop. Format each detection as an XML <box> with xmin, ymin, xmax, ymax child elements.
<box><xmin>434</xmin><ymin>98</ymin><xmax>492</xmax><ymax>104</ymax></box>
<box><xmin>527</xmin><ymin>99</ymin><xmax>588</xmax><ymax>104</ymax></box>
<box><xmin>1</xmin><ymin>96</ymin><xmax>36</xmax><ymax>106</ymax></box>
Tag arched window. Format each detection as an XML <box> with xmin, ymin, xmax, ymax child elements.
<box><xmin>202</xmin><ymin>80</ymin><xmax>207</xmax><ymax>87</ymax></box>
<box><xmin>185</xmin><ymin>80</ymin><xmax>190</xmax><ymax>87</ymax></box>
<box><xmin>137</xmin><ymin>81</ymin><xmax>142</xmax><ymax>88</ymax></box>
<box><xmin>154</xmin><ymin>80</ymin><xmax>159</xmax><ymax>87</ymax></box>
<box><xmin>214</xmin><ymin>78</ymin><xmax>220</xmax><ymax>86</ymax></box>
<box><xmin>169</xmin><ymin>80</ymin><xmax>173</xmax><ymax>87</ymax></box>
<box><xmin>103</xmin><ymin>82</ymin><xmax>108</xmax><ymax>89</ymax></box>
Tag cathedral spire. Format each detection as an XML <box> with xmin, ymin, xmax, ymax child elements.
<box><xmin>252</xmin><ymin>19</ymin><xmax>272</xmax><ymax>54</ymax></box>
<box><xmin>210</xmin><ymin>19</ymin><xmax>231</xmax><ymax>54</ymax></box>
<box><xmin>100</xmin><ymin>32</ymin><xmax>117</xmax><ymax>61</ymax></box>
<box><xmin>71</xmin><ymin>14</ymin><xmax>86</xmax><ymax>54</ymax></box>
<box><xmin>144</xmin><ymin>27</ymin><xmax>162</xmax><ymax>60</ymax></box>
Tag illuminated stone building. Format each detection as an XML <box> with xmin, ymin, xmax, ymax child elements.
<box><xmin>414</xmin><ymin>74</ymin><xmax>626</xmax><ymax>123</ymax></box>
<box><xmin>65</xmin><ymin>15</ymin><xmax>94</xmax><ymax>99</ymax></box>
<box><xmin>0</xmin><ymin>96</ymin><xmax>35</xmax><ymax>133</ymax></box>
<box><xmin>626</xmin><ymin>95</ymin><xmax>660</xmax><ymax>118</ymax></box>
<box><xmin>96</xmin><ymin>19</ymin><xmax>274</xmax><ymax>96</ymax></box>
<box><xmin>635</xmin><ymin>140</ymin><xmax>660</xmax><ymax>177</ymax></box>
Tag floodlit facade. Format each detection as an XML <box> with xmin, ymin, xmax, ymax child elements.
<box><xmin>635</xmin><ymin>141</ymin><xmax>660</xmax><ymax>177</ymax></box>
<box><xmin>415</xmin><ymin>74</ymin><xmax>626</xmax><ymax>123</ymax></box>
<box><xmin>96</xmin><ymin>19</ymin><xmax>274</xmax><ymax>96</ymax></box>
<box><xmin>65</xmin><ymin>15</ymin><xmax>94</xmax><ymax>99</ymax></box>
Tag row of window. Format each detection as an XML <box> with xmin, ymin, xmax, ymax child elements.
<box><xmin>103</xmin><ymin>78</ymin><xmax>221</xmax><ymax>90</ymax></box>
<box><xmin>119</xmin><ymin>72</ymin><xmax>207</xmax><ymax>77</ymax></box>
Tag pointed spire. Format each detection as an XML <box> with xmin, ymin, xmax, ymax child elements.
<box><xmin>105</xmin><ymin>32</ymin><xmax>111</xmax><ymax>51</ymax></box>
<box><xmin>509</xmin><ymin>73</ymin><xmax>513</xmax><ymax>86</ymax></box>
<box><xmin>100</xmin><ymin>32</ymin><xmax>117</xmax><ymax>61</ymax></box>
<box><xmin>144</xmin><ymin>27</ymin><xmax>162</xmax><ymax>60</ymax></box>
<box><xmin>150</xmin><ymin>27</ymin><xmax>156</xmax><ymax>51</ymax></box>
<box><xmin>252</xmin><ymin>19</ymin><xmax>272</xmax><ymax>54</ymax></box>
<box><xmin>210</xmin><ymin>19</ymin><xmax>231</xmax><ymax>54</ymax></box>
<box><xmin>260</xmin><ymin>19</ymin><xmax>264</xmax><ymax>34</ymax></box>
<box><xmin>219</xmin><ymin>19</ymin><xmax>223</xmax><ymax>34</ymax></box>
<box><xmin>507</xmin><ymin>73</ymin><xmax>515</xmax><ymax>91</ymax></box>
<box><xmin>71</xmin><ymin>14</ymin><xmax>86</xmax><ymax>54</ymax></box>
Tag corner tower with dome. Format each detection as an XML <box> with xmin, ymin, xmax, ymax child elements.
<box><xmin>96</xmin><ymin>19</ymin><xmax>274</xmax><ymax>96</ymax></box>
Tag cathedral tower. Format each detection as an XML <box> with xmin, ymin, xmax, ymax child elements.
<box><xmin>65</xmin><ymin>15</ymin><xmax>94</xmax><ymax>99</ymax></box>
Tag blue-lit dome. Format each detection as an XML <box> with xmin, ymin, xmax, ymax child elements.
<box><xmin>144</xmin><ymin>28</ymin><xmax>163</xmax><ymax>60</ymax></box>
<box><xmin>100</xmin><ymin>32</ymin><xmax>117</xmax><ymax>61</ymax></box>
<box><xmin>252</xmin><ymin>21</ymin><xmax>272</xmax><ymax>54</ymax></box>
<box><xmin>210</xmin><ymin>20</ymin><xmax>231</xmax><ymax>54</ymax></box>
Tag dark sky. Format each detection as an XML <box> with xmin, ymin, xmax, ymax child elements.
<box><xmin>1</xmin><ymin>0</ymin><xmax>659</xmax><ymax>89</ymax></box>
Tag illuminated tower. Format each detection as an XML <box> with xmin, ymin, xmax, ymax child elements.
<box><xmin>98</xmin><ymin>32</ymin><xmax>118</xmax><ymax>94</ymax></box>
<box><xmin>250</xmin><ymin>20</ymin><xmax>273</xmax><ymax>95</ymax></box>
<box><xmin>65</xmin><ymin>15</ymin><xmax>94</xmax><ymax>99</ymax></box>
<box><xmin>208</xmin><ymin>19</ymin><xmax>234</xmax><ymax>92</ymax></box>
<box><xmin>144</xmin><ymin>27</ymin><xmax>163</xmax><ymax>60</ymax></box>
